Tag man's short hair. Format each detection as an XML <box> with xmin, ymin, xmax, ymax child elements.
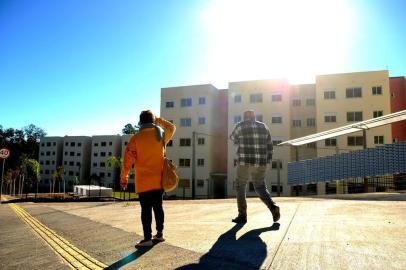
<box><xmin>139</xmin><ymin>110</ymin><xmax>155</xmax><ymax>125</ymax></box>
<box><xmin>243</xmin><ymin>110</ymin><xmax>255</xmax><ymax>121</ymax></box>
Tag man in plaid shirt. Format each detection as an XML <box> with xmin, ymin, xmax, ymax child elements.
<box><xmin>230</xmin><ymin>110</ymin><xmax>280</xmax><ymax>224</ymax></box>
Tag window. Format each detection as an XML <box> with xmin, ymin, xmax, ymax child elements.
<box><xmin>372</xmin><ymin>86</ymin><xmax>382</xmax><ymax>95</ymax></box>
<box><xmin>306</xmin><ymin>98</ymin><xmax>315</xmax><ymax>106</ymax></box>
<box><xmin>108</xmin><ymin>152</ymin><xmax>112</xmax><ymax>156</ymax></box>
<box><xmin>99</xmin><ymin>172</ymin><xmax>105</xmax><ymax>178</ymax></box>
<box><xmin>234</xmin><ymin>95</ymin><xmax>242</xmax><ymax>103</ymax></box>
<box><xmin>234</xmin><ymin>115</ymin><xmax>241</xmax><ymax>124</ymax></box>
<box><xmin>100</xmin><ymin>152</ymin><xmax>106</xmax><ymax>157</ymax></box>
<box><xmin>41</xmin><ymin>143</ymin><xmax>45</xmax><ymax>147</ymax></box>
<box><xmin>180</xmin><ymin>138</ymin><xmax>191</xmax><ymax>146</ymax></box>
<box><xmin>70</xmin><ymin>142</ymin><xmax>75</xmax><ymax>147</ymax></box>
<box><xmin>94</xmin><ymin>152</ymin><xmax>98</xmax><ymax>157</ymax></box>
<box><xmin>272</xmin><ymin>140</ymin><xmax>282</xmax><ymax>146</ymax></box>
<box><xmin>52</xmin><ymin>151</ymin><xmax>55</xmax><ymax>155</ymax></box>
<box><xmin>307</xmin><ymin>142</ymin><xmax>316</xmax><ymax>148</ymax></box>
<box><xmin>256</xmin><ymin>115</ymin><xmax>263</xmax><ymax>122</ymax></box>
<box><xmin>307</xmin><ymin>118</ymin><xmax>316</xmax><ymax>127</ymax></box>
<box><xmin>374</xmin><ymin>136</ymin><xmax>384</xmax><ymax>144</ymax></box>
<box><xmin>272</xmin><ymin>116</ymin><xmax>282</xmax><ymax>124</ymax></box>
<box><xmin>52</xmin><ymin>161</ymin><xmax>55</xmax><ymax>165</ymax></box>
<box><xmin>64</xmin><ymin>161</ymin><xmax>67</xmax><ymax>165</ymax></box>
<box><xmin>272</xmin><ymin>93</ymin><xmax>282</xmax><ymax>102</ymax></box>
<box><xmin>198</xmin><ymin>138</ymin><xmax>205</xmax><ymax>145</ymax></box>
<box><xmin>197</xmin><ymin>180</ymin><xmax>205</xmax><ymax>188</ymax></box>
<box><xmin>324</xmin><ymin>114</ymin><xmax>336</xmax><ymax>123</ymax></box>
<box><xmin>93</xmin><ymin>163</ymin><xmax>97</xmax><ymax>167</ymax></box>
<box><xmin>179</xmin><ymin>159</ymin><xmax>191</xmax><ymax>167</ymax></box>
<box><xmin>94</xmin><ymin>143</ymin><xmax>98</xmax><ymax>147</ymax></box>
<box><xmin>346</xmin><ymin>87</ymin><xmax>362</xmax><ymax>98</ymax></box>
<box><xmin>70</xmin><ymin>152</ymin><xmax>75</xmax><ymax>156</ymax></box>
<box><xmin>250</xmin><ymin>93</ymin><xmax>263</xmax><ymax>103</ymax></box>
<box><xmin>292</xmin><ymin>99</ymin><xmax>301</xmax><ymax>106</ymax></box>
<box><xmin>78</xmin><ymin>142</ymin><xmax>82</xmax><ymax>147</ymax></box>
<box><xmin>373</xmin><ymin>111</ymin><xmax>383</xmax><ymax>118</ymax></box>
<box><xmin>324</xmin><ymin>91</ymin><xmax>336</xmax><ymax>99</ymax></box>
<box><xmin>109</xmin><ymin>141</ymin><xmax>112</xmax><ymax>146</ymax></box>
<box><xmin>46</xmin><ymin>151</ymin><xmax>50</xmax><ymax>156</ymax></box>
<box><xmin>167</xmin><ymin>140</ymin><xmax>173</xmax><ymax>147</ymax></box>
<box><xmin>100</xmin><ymin>162</ymin><xmax>105</xmax><ymax>167</ymax></box>
<box><xmin>124</xmin><ymin>141</ymin><xmax>128</xmax><ymax>146</ymax></box>
<box><xmin>76</xmin><ymin>162</ymin><xmax>81</xmax><ymax>166</ymax></box>
<box><xmin>272</xmin><ymin>161</ymin><xmax>283</xmax><ymax>169</ymax></box>
<box><xmin>197</xmin><ymin>159</ymin><xmax>205</xmax><ymax>167</ymax></box>
<box><xmin>198</xmin><ymin>117</ymin><xmax>206</xmax><ymax>125</ymax></box>
<box><xmin>65</xmin><ymin>142</ymin><xmax>68</xmax><ymax>146</ymax></box>
<box><xmin>181</xmin><ymin>98</ymin><xmax>192</xmax><ymax>107</ymax></box>
<box><xmin>69</xmin><ymin>161</ymin><xmax>74</xmax><ymax>166</ymax></box>
<box><xmin>107</xmin><ymin>173</ymin><xmax>111</xmax><ymax>177</ymax></box>
<box><xmin>64</xmin><ymin>151</ymin><xmax>67</xmax><ymax>156</ymax></box>
<box><xmin>45</xmin><ymin>160</ymin><xmax>50</xmax><ymax>165</ymax></box>
<box><xmin>45</xmin><ymin>170</ymin><xmax>49</xmax><ymax>174</ymax></box>
<box><xmin>347</xmin><ymin>111</ymin><xmax>363</xmax><ymax>122</ymax></box>
<box><xmin>347</xmin><ymin>136</ymin><xmax>364</xmax><ymax>146</ymax></box>
<box><xmin>180</xmin><ymin>118</ymin><xmax>192</xmax><ymax>127</ymax></box>
<box><xmin>198</xmin><ymin>97</ymin><xmax>206</xmax><ymax>105</ymax></box>
<box><xmin>77</xmin><ymin>152</ymin><xmax>81</xmax><ymax>156</ymax></box>
<box><xmin>325</xmin><ymin>138</ymin><xmax>337</xmax><ymax>147</ymax></box>
<box><xmin>166</xmin><ymin>101</ymin><xmax>174</xmax><ymax>108</ymax></box>
<box><xmin>292</xmin><ymin>120</ymin><xmax>301</xmax><ymax>127</ymax></box>
<box><xmin>101</xmin><ymin>142</ymin><xmax>106</xmax><ymax>147</ymax></box>
<box><xmin>46</xmin><ymin>142</ymin><xmax>51</xmax><ymax>147</ymax></box>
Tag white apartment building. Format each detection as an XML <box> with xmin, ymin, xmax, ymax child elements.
<box><xmin>39</xmin><ymin>136</ymin><xmax>64</xmax><ymax>188</ymax></box>
<box><xmin>90</xmin><ymin>135</ymin><xmax>122</xmax><ymax>187</ymax></box>
<box><xmin>61</xmin><ymin>136</ymin><xmax>92</xmax><ymax>186</ymax></box>
<box><xmin>160</xmin><ymin>84</ymin><xmax>228</xmax><ymax>198</ymax></box>
<box><xmin>227</xmin><ymin>79</ymin><xmax>293</xmax><ymax>197</ymax></box>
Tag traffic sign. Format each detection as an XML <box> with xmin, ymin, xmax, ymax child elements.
<box><xmin>0</xmin><ymin>148</ymin><xmax>10</xmax><ymax>159</ymax></box>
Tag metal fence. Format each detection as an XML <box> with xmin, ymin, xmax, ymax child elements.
<box><xmin>288</xmin><ymin>141</ymin><xmax>406</xmax><ymax>186</ymax></box>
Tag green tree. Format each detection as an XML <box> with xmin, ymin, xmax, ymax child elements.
<box><xmin>105</xmin><ymin>156</ymin><xmax>122</xmax><ymax>193</ymax></box>
<box><xmin>25</xmin><ymin>159</ymin><xmax>41</xmax><ymax>199</ymax></box>
<box><xmin>52</xmin><ymin>166</ymin><xmax>64</xmax><ymax>194</ymax></box>
<box><xmin>122</xmin><ymin>124</ymin><xmax>138</xmax><ymax>135</ymax></box>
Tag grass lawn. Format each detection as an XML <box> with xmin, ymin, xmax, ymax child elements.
<box><xmin>113</xmin><ymin>191</ymin><xmax>138</xmax><ymax>200</ymax></box>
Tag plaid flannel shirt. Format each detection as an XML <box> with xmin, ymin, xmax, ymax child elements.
<box><xmin>230</xmin><ymin>120</ymin><xmax>273</xmax><ymax>167</ymax></box>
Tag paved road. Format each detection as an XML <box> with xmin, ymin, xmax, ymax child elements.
<box><xmin>1</xmin><ymin>193</ymin><xmax>406</xmax><ymax>269</ymax></box>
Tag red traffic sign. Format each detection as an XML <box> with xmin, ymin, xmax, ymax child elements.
<box><xmin>0</xmin><ymin>148</ymin><xmax>10</xmax><ymax>159</ymax></box>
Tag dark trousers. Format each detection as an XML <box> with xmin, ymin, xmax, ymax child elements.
<box><xmin>138</xmin><ymin>189</ymin><xmax>164</xmax><ymax>240</ymax></box>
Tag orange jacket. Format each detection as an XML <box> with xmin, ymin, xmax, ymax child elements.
<box><xmin>120</xmin><ymin>118</ymin><xmax>176</xmax><ymax>193</ymax></box>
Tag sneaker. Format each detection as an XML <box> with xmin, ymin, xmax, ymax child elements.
<box><xmin>135</xmin><ymin>239</ymin><xmax>153</xmax><ymax>248</ymax></box>
<box><xmin>153</xmin><ymin>232</ymin><xmax>165</xmax><ymax>243</ymax></box>
<box><xmin>232</xmin><ymin>216</ymin><xmax>247</xmax><ymax>224</ymax></box>
<box><xmin>271</xmin><ymin>205</ymin><xmax>280</xmax><ymax>222</ymax></box>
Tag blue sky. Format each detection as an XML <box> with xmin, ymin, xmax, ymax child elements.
<box><xmin>1</xmin><ymin>0</ymin><xmax>405</xmax><ymax>136</ymax></box>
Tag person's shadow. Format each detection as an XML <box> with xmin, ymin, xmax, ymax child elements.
<box><xmin>176</xmin><ymin>222</ymin><xmax>280</xmax><ymax>270</ymax></box>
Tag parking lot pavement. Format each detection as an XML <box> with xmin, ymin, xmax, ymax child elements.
<box><xmin>2</xmin><ymin>193</ymin><xmax>406</xmax><ymax>269</ymax></box>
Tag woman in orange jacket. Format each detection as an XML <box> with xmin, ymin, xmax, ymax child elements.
<box><xmin>121</xmin><ymin>110</ymin><xmax>176</xmax><ymax>247</ymax></box>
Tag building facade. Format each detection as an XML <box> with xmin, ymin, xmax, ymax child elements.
<box><xmin>90</xmin><ymin>135</ymin><xmax>122</xmax><ymax>188</ymax></box>
<box><xmin>39</xmin><ymin>137</ymin><xmax>64</xmax><ymax>190</ymax></box>
<box><xmin>389</xmin><ymin>76</ymin><xmax>406</xmax><ymax>142</ymax></box>
<box><xmin>160</xmin><ymin>84</ymin><xmax>228</xmax><ymax>198</ymax></box>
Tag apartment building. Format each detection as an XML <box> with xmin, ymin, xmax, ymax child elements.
<box><xmin>227</xmin><ymin>79</ymin><xmax>293</xmax><ymax>197</ymax></box>
<box><xmin>160</xmin><ymin>84</ymin><xmax>228</xmax><ymax>198</ymax></box>
<box><xmin>38</xmin><ymin>136</ymin><xmax>63</xmax><ymax>189</ymax></box>
<box><xmin>315</xmin><ymin>70</ymin><xmax>392</xmax><ymax>194</ymax></box>
<box><xmin>90</xmin><ymin>135</ymin><xmax>122</xmax><ymax>187</ymax></box>
<box><xmin>390</xmin><ymin>76</ymin><xmax>406</xmax><ymax>142</ymax></box>
<box><xmin>61</xmin><ymin>136</ymin><xmax>92</xmax><ymax>186</ymax></box>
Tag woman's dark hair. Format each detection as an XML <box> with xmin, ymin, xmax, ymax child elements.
<box><xmin>139</xmin><ymin>110</ymin><xmax>155</xmax><ymax>125</ymax></box>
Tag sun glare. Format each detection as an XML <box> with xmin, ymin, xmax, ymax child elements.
<box><xmin>201</xmin><ymin>0</ymin><xmax>355</xmax><ymax>87</ymax></box>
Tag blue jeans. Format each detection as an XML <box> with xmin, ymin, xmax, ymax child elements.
<box><xmin>236</xmin><ymin>165</ymin><xmax>275</xmax><ymax>218</ymax></box>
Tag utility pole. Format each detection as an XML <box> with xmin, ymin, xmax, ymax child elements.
<box><xmin>192</xmin><ymin>131</ymin><xmax>196</xmax><ymax>199</ymax></box>
<box><xmin>276</xmin><ymin>159</ymin><xmax>281</xmax><ymax>197</ymax></box>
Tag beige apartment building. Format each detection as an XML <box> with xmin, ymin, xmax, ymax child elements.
<box><xmin>61</xmin><ymin>136</ymin><xmax>92</xmax><ymax>187</ymax></box>
<box><xmin>160</xmin><ymin>84</ymin><xmax>228</xmax><ymax>198</ymax></box>
<box><xmin>39</xmin><ymin>136</ymin><xmax>64</xmax><ymax>189</ymax></box>
<box><xmin>227</xmin><ymin>79</ymin><xmax>294</xmax><ymax>197</ymax></box>
<box><xmin>90</xmin><ymin>135</ymin><xmax>122</xmax><ymax>187</ymax></box>
<box><xmin>315</xmin><ymin>70</ymin><xmax>392</xmax><ymax>194</ymax></box>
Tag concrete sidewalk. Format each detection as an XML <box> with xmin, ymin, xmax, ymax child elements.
<box><xmin>1</xmin><ymin>193</ymin><xmax>406</xmax><ymax>269</ymax></box>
